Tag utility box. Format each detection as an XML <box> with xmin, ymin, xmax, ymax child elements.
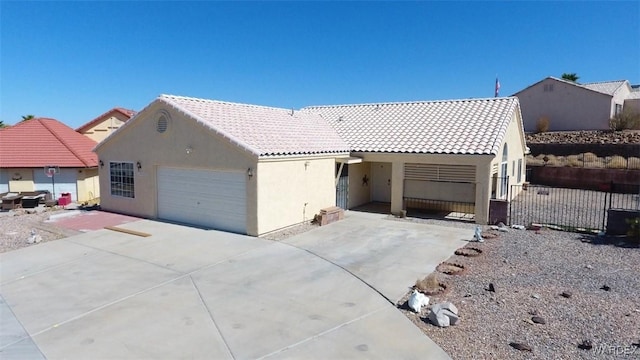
<box><xmin>606</xmin><ymin>209</ymin><xmax>640</xmax><ymax>236</ymax></box>
<box><xmin>489</xmin><ymin>199</ymin><xmax>508</xmax><ymax>225</ymax></box>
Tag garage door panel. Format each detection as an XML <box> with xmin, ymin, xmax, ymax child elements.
<box><xmin>157</xmin><ymin>167</ymin><xmax>246</xmax><ymax>234</ymax></box>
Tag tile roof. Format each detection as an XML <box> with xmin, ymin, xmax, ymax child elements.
<box><xmin>581</xmin><ymin>80</ymin><xmax>627</xmax><ymax>96</ymax></box>
<box><xmin>0</xmin><ymin>118</ymin><xmax>98</xmax><ymax>168</ymax></box>
<box><xmin>76</xmin><ymin>107</ymin><xmax>137</xmax><ymax>132</ymax></box>
<box><xmin>157</xmin><ymin>95</ymin><xmax>350</xmax><ymax>157</ymax></box>
<box><xmin>304</xmin><ymin>97</ymin><xmax>521</xmax><ymax>155</ymax></box>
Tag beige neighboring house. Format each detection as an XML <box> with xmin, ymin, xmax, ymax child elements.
<box><xmin>76</xmin><ymin>107</ymin><xmax>136</xmax><ymax>143</ymax></box>
<box><xmin>515</xmin><ymin>76</ymin><xmax>640</xmax><ymax>132</ymax></box>
<box><xmin>95</xmin><ymin>95</ymin><xmax>527</xmax><ymax>236</ymax></box>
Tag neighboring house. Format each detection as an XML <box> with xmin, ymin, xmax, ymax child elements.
<box><xmin>515</xmin><ymin>77</ymin><xmax>639</xmax><ymax>132</ymax></box>
<box><xmin>96</xmin><ymin>95</ymin><xmax>527</xmax><ymax>236</ymax></box>
<box><xmin>0</xmin><ymin>118</ymin><xmax>99</xmax><ymax>202</ymax></box>
<box><xmin>76</xmin><ymin>107</ymin><xmax>136</xmax><ymax>143</ymax></box>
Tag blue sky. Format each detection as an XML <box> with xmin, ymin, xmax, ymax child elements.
<box><xmin>1</xmin><ymin>1</ymin><xmax>639</xmax><ymax>128</ymax></box>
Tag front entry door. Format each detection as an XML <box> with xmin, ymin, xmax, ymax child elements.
<box><xmin>371</xmin><ymin>162</ymin><xmax>391</xmax><ymax>202</ymax></box>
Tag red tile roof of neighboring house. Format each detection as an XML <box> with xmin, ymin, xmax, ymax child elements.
<box><xmin>0</xmin><ymin>118</ymin><xmax>98</xmax><ymax>168</ymax></box>
<box><xmin>75</xmin><ymin>107</ymin><xmax>137</xmax><ymax>133</ymax></box>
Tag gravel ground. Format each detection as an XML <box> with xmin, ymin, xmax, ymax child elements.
<box><xmin>0</xmin><ymin>207</ymin><xmax>72</xmax><ymax>253</ymax></box>
<box><xmin>261</xmin><ymin>221</ymin><xmax>320</xmax><ymax>241</ymax></box>
<box><xmin>397</xmin><ymin>221</ymin><xmax>640</xmax><ymax>360</ymax></box>
<box><xmin>526</xmin><ymin>130</ymin><xmax>640</xmax><ymax>144</ymax></box>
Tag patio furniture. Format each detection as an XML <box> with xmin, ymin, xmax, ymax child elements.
<box><xmin>21</xmin><ymin>195</ymin><xmax>42</xmax><ymax>208</ymax></box>
<box><xmin>1</xmin><ymin>194</ymin><xmax>23</xmax><ymax>211</ymax></box>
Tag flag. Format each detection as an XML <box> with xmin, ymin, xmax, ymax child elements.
<box><xmin>495</xmin><ymin>77</ymin><xmax>501</xmax><ymax>97</ymax></box>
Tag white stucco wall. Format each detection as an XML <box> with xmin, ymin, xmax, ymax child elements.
<box><xmin>256</xmin><ymin>157</ymin><xmax>338</xmax><ymax>235</ymax></box>
<box><xmin>517</xmin><ymin>78</ymin><xmax>613</xmax><ymax>131</ymax></box>
<box><xmin>490</xmin><ymin>111</ymin><xmax>528</xmax><ymax>201</ymax></box>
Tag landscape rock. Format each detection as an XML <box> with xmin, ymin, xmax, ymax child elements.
<box><xmin>509</xmin><ymin>342</ymin><xmax>532</xmax><ymax>352</ymax></box>
<box><xmin>600</xmin><ymin>284</ymin><xmax>611</xmax><ymax>291</ymax></box>
<box><xmin>578</xmin><ymin>340</ymin><xmax>593</xmax><ymax>350</ymax></box>
<box><xmin>27</xmin><ymin>229</ymin><xmax>42</xmax><ymax>244</ymax></box>
<box><xmin>560</xmin><ymin>291</ymin><xmax>572</xmax><ymax>298</ymax></box>
<box><xmin>486</xmin><ymin>283</ymin><xmax>496</xmax><ymax>292</ymax></box>
<box><xmin>531</xmin><ymin>316</ymin><xmax>546</xmax><ymax>324</ymax></box>
<box><xmin>407</xmin><ymin>290</ymin><xmax>429</xmax><ymax>313</ymax></box>
<box><xmin>428</xmin><ymin>302</ymin><xmax>459</xmax><ymax>327</ymax></box>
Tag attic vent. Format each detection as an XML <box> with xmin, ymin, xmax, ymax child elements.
<box><xmin>156</xmin><ymin>115</ymin><xmax>168</xmax><ymax>133</ymax></box>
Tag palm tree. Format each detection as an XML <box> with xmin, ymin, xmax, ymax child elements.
<box><xmin>0</xmin><ymin>120</ymin><xmax>7</xmax><ymax>128</ymax></box>
<box><xmin>561</xmin><ymin>73</ymin><xmax>579</xmax><ymax>82</ymax></box>
<box><xmin>21</xmin><ymin>115</ymin><xmax>35</xmax><ymax>121</ymax></box>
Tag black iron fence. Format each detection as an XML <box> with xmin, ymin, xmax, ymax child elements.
<box><xmin>509</xmin><ymin>182</ymin><xmax>640</xmax><ymax>232</ymax></box>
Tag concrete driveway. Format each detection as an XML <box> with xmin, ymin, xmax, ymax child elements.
<box><xmin>1</xmin><ymin>212</ymin><xmax>471</xmax><ymax>359</ymax></box>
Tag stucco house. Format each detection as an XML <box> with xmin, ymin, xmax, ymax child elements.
<box><xmin>95</xmin><ymin>95</ymin><xmax>527</xmax><ymax>236</ymax></box>
<box><xmin>76</xmin><ymin>107</ymin><xmax>136</xmax><ymax>143</ymax></box>
<box><xmin>305</xmin><ymin>97</ymin><xmax>527</xmax><ymax>223</ymax></box>
<box><xmin>0</xmin><ymin>118</ymin><xmax>100</xmax><ymax>202</ymax></box>
<box><xmin>515</xmin><ymin>76</ymin><xmax>640</xmax><ymax>132</ymax></box>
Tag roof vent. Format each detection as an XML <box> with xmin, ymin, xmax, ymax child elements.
<box><xmin>157</xmin><ymin>115</ymin><xmax>168</xmax><ymax>133</ymax></box>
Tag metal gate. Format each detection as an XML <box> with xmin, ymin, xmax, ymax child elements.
<box><xmin>336</xmin><ymin>164</ymin><xmax>348</xmax><ymax>209</ymax></box>
<box><xmin>509</xmin><ymin>183</ymin><xmax>640</xmax><ymax>232</ymax></box>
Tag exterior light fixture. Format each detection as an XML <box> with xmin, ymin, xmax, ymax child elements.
<box><xmin>99</xmin><ymin>160</ymin><xmax>104</xmax><ymax>168</ymax></box>
<box><xmin>247</xmin><ymin>167</ymin><xmax>253</xmax><ymax>179</ymax></box>
<box><xmin>136</xmin><ymin>161</ymin><xmax>142</xmax><ymax>171</ymax></box>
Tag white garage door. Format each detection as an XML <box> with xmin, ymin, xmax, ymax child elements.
<box><xmin>0</xmin><ymin>169</ymin><xmax>8</xmax><ymax>193</ymax></box>
<box><xmin>33</xmin><ymin>168</ymin><xmax>78</xmax><ymax>200</ymax></box>
<box><xmin>157</xmin><ymin>167</ymin><xmax>247</xmax><ymax>234</ymax></box>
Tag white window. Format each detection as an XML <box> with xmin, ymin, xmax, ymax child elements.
<box><xmin>517</xmin><ymin>159</ymin><xmax>522</xmax><ymax>183</ymax></box>
<box><xmin>500</xmin><ymin>145</ymin><xmax>508</xmax><ymax>198</ymax></box>
<box><xmin>110</xmin><ymin>162</ymin><xmax>135</xmax><ymax>198</ymax></box>
<box><xmin>615</xmin><ymin>104</ymin><xmax>623</xmax><ymax>115</ymax></box>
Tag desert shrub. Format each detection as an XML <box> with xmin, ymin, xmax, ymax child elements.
<box><xmin>578</xmin><ymin>152</ymin><xmax>599</xmax><ymax>162</ymax></box>
<box><xmin>566</xmin><ymin>155</ymin><xmax>582</xmax><ymax>167</ymax></box>
<box><xmin>607</xmin><ymin>155</ymin><xmax>628</xmax><ymax>169</ymax></box>
<box><xmin>628</xmin><ymin>157</ymin><xmax>640</xmax><ymax>170</ymax></box>
<box><xmin>526</xmin><ymin>154</ymin><xmax>543</xmax><ymax>165</ymax></box>
<box><xmin>609</xmin><ymin>108</ymin><xmax>640</xmax><ymax>131</ymax></box>
<box><xmin>415</xmin><ymin>273</ymin><xmax>440</xmax><ymax>293</ymax></box>
<box><xmin>536</xmin><ymin>117</ymin><xmax>550</xmax><ymax>133</ymax></box>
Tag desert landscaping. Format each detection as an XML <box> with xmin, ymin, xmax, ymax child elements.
<box><xmin>397</xmin><ymin>220</ymin><xmax>640</xmax><ymax>359</ymax></box>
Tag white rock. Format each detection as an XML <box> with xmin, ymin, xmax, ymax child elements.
<box><xmin>408</xmin><ymin>290</ymin><xmax>429</xmax><ymax>313</ymax></box>
<box><xmin>511</xmin><ymin>224</ymin><xmax>525</xmax><ymax>230</ymax></box>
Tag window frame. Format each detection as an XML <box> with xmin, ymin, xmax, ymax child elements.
<box><xmin>109</xmin><ymin>161</ymin><xmax>135</xmax><ymax>198</ymax></box>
